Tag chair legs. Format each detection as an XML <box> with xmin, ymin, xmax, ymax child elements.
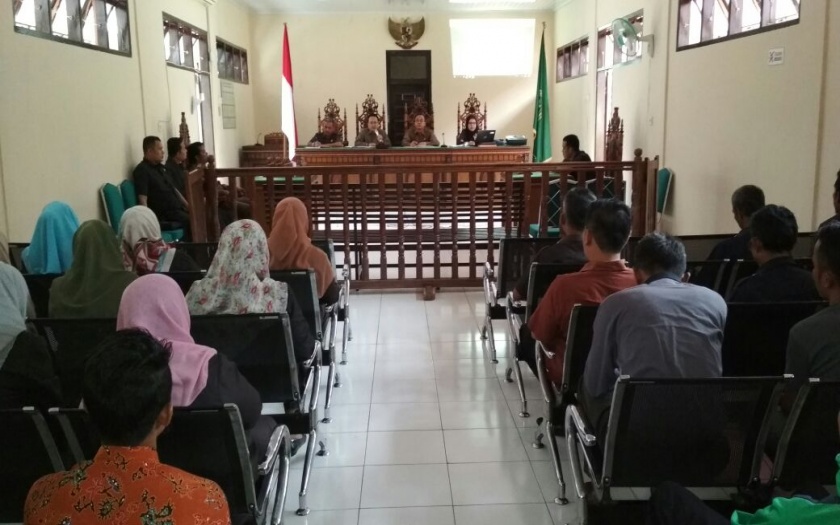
<box><xmin>511</xmin><ymin>358</ymin><xmax>530</xmax><ymax>417</ymax></box>
<box><xmin>340</xmin><ymin>305</ymin><xmax>351</xmax><ymax>365</ymax></box>
<box><xmin>296</xmin><ymin>428</ymin><xmax>318</xmax><ymax>516</ymax></box>
<box><xmin>482</xmin><ymin>315</ymin><xmax>499</xmax><ymax>364</ymax></box>
<box><xmin>545</xmin><ymin>417</ymin><xmax>569</xmax><ymax>505</ymax></box>
<box><xmin>322</xmin><ymin>361</ymin><xmax>336</xmax><ymax>424</ymax></box>
<box><xmin>323</xmin><ymin>310</ymin><xmax>339</xmax><ymax>424</ymax></box>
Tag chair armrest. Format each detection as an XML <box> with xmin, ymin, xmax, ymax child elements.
<box><xmin>565</xmin><ymin>404</ymin><xmax>598</xmax><ymax>500</ymax></box>
<box><xmin>567</xmin><ymin>404</ymin><xmax>597</xmax><ymax>447</ymax></box>
<box><xmin>483</xmin><ymin>261</ymin><xmax>495</xmax><ymax>281</ymax></box>
<box><xmin>535</xmin><ymin>341</ymin><xmax>557</xmax><ymax>404</ymax></box>
<box><xmin>506</xmin><ymin>292</ymin><xmax>523</xmax><ymax>346</ymax></box>
<box><xmin>257</xmin><ymin>424</ymin><xmax>292</xmax><ymax>476</ymax></box>
<box><xmin>303</xmin><ymin>340</ymin><xmax>322</xmax><ymax>369</ymax></box>
<box><xmin>306</xmin><ymin>341</ymin><xmax>323</xmax><ymax>415</ymax></box>
<box><xmin>506</xmin><ymin>290</ymin><xmax>526</xmax><ymax>315</ymax></box>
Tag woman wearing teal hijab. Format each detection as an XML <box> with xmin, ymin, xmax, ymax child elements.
<box><xmin>49</xmin><ymin>220</ymin><xmax>137</xmax><ymax>318</ymax></box>
<box><xmin>21</xmin><ymin>201</ymin><xmax>80</xmax><ymax>274</ymax></box>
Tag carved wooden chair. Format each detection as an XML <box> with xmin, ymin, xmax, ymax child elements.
<box><xmin>316</xmin><ymin>99</ymin><xmax>348</xmax><ymax>146</ymax></box>
<box><xmin>355</xmin><ymin>94</ymin><xmax>387</xmax><ymax>135</ymax></box>
<box><xmin>605</xmin><ymin>107</ymin><xmax>624</xmax><ymax>162</ymax></box>
<box><xmin>403</xmin><ymin>97</ymin><xmax>434</xmax><ymax>131</ymax></box>
<box><xmin>457</xmin><ymin>93</ymin><xmax>488</xmax><ymax>134</ymax></box>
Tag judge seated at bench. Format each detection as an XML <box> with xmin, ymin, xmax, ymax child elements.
<box><xmin>133</xmin><ymin>136</ymin><xmax>191</xmax><ymax>241</ymax></box>
<box><xmin>355</xmin><ymin>114</ymin><xmax>391</xmax><ymax>147</ymax></box>
<box><xmin>402</xmin><ymin>114</ymin><xmax>440</xmax><ymax>147</ymax></box>
<box><xmin>307</xmin><ymin>118</ymin><xmax>344</xmax><ymax>148</ymax></box>
<box><xmin>457</xmin><ymin>115</ymin><xmax>479</xmax><ymax>146</ymax></box>
<box><xmin>729</xmin><ymin>204</ymin><xmax>819</xmax><ymax>302</ymax></box>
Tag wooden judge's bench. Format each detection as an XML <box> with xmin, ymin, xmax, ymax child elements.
<box><xmin>293</xmin><ymin>145</ymin><xmax>530</xmax><ymax>166</ymax></box>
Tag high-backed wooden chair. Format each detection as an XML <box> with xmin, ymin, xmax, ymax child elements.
<box><xmin>605</xmin><ymin>107</ymin><xmax>624</xmax><ymax>162</ymax></box>
<box><xmin>316</xmin><ymin>99</ymin><xmax>348</xmax><ymax>146</ymax></box>
<box><xmin>457</xmin><ymin>93</ymin><xmax>488</xmax><ymax>134</ymax></box>
<box><xmin>403</xmin><ymin>97</ymin><xmax>434</xmax><ymax>131</ymax></box>
<box><xmin>355</xmin><ymin>94</ymin><xmax>387</xmax><ymax>135</ymax></box>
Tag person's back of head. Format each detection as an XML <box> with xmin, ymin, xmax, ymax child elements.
<box><xmin>749</xmin><ymin>204</ymin><xmax>798</xmax><ymax>262</ymax></box>
<box><xmin>562</xmin><ymin>134</ymin><xmax>580</xmax><ymax>152</ymax></box>
<box><xmin>814</xmin><ymin>223</ymin><xmax>840</xmax><ymax>304</ymax></box>
<box><xmin>632</xmin><ymin>233</ymin><xmax>687</xmax><ymax>283</ymax></box>
<box><xmin>562</xmin><ymin>188</ymin><xmax>597</xmax><ymax>234</ymax></box>
<box><xmin>583</xmin><ymin>199</ymin><xmax>632</xmax><ymax>259</ymax></box>
<box><xmin>82</xmin><ymin>329</ymin><xmax>172</xmax><ymax>446</ymax></box>
<box><xmin>731</xmin><ymin>185</ymin><xmax>765</xmax><ymax>228</ymax></box>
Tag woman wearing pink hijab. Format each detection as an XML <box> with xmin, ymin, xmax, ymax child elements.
<box><xmin>117</xmin><ymin>274</ymin><xmax>275</xmax><ymax>461</ymax></box>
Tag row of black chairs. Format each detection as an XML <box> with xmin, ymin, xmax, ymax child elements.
<box><xmin>29</xmin><ymin>309</ymin><xmax>324</xmax><ymax>517</ymax></box>
<box><xmin>0</xmin><ymin>404</ymin><xmax>293</xmax><ymax>525</ymax></box>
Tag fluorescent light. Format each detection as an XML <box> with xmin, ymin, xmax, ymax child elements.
<box><xmin>450</xmin><ymin>0</ymin><xmax>536</xmax><ymax>4</ymax></box>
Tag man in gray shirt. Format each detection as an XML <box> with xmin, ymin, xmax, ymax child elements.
<box><xmin>581</xmin><ymin>233</ymin><xmax>727</xmax><ymax>438</ymax></box>
<box><xmin>785</xmin><ymin>223</ymin><xmax>840</xmax><ymax>391</ymax></box>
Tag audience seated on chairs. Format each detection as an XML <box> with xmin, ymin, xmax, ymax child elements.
<box><xmin>187</xmin><ymin>141</ymin><xmax>252</xmax><ymax>226</ymax></box>
<box><xmin>0</xmin><ymin>263</ymin><xmax>60</xmax><ymax>411</ymax></box>
<box><xmin>647</xmin><ymin>413</ymin><xmax>840</xmax><ymax>525</ymax></box>
<box><xmin>512</xmin><ymin>188</ymin><xmax>595</xmax><ymax>301</ymax></box>
<box><xmin>581</xmin><ymin>233</ymin><xmax>726</xmax><ymax>441</ymax></box>
<box><xmin>819</xmin><ymin>170</ymin><xmax>840</xmax><ymax>229</ymax></box>
<box><xmin>118</xmin><ymin>274</ymin><xmax>276</xmax><ymax>463</ymax></box>
<box><xmin>402</xmin><ymin>114</ymin><xmax>440</xmax><ymax>147</ymax></box>
<box><xmin>186</xmin><ymin>219</ymin><xmax>316</xmax><ymax>378</ymax></box>
<box><xmin>710</xmin><ymin>185</ymin><xmax>765</xmax><ymax>261</ymax></box>
<box><xmin>23</xmin><ymin>329</ymin><xmax>231</xmax><ymax>524</ymax></box>
<box><xmin>268</xmin><ymin>197</ymin><xmax>340</xmax><ymax>304</ymax></box>
<box><xmin>165</xmin><ymin>136</ymin><xmax>188</xmax><ymax>197</ymax></box>
<box><xmin>528</xmin><ymin>199</ymin><xmax>636</xmax><ymax>384</ymax></box>
<box><xmin>120</xmin><ymin>206</ymin><xmax>199</xmax><ymax>275</ymax></box>
<box><xmin>49</xmin><ymin>220</ymin><xmax>137</xmax><ymax>318</ymax></box>
<box><xmin>21</xmin><ymin>201</ymin><xmax>79</xmax><ymax>275</ymax></box>
<box><xmin>730</xmin><ymin>204</ymin><xmax>819</xmax><ymax>302</ymax></box>
<box><xmin>785</xmin><ymin>223</ymin><xmax>840</xmax><ymax>392</ymax></box>
<box><xmin>355</xmin><ymin>114</ymin><xmax>391</xmax><ymax>147</ymax></box>
<box><xmin>307</xmin><ymin>118</ymin><xmax>344</xmax><ymax>148</ymax></box>
<box><xmin>457</xmin><ymin>115</ymin><xmax>479</xmax><ymax>146</ymax></box>
<box><xmin>133</xmin><ymin>135</ymin><xmax>191</xmax><ymax>241</ymax></box>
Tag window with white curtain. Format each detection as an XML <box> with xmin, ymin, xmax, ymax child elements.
<box><xmin>449</xmin><ymin>18</ymin><xmax>535</xmax><ymax>78</ymax></box>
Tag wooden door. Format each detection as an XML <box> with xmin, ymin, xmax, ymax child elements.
<box><xmin>386</xmin><ymin>50</ymin><xmax>432</xmax><ymax>146</ymax></box>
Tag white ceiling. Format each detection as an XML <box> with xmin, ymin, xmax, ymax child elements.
<box><xmin>234</xmin><ymin>0</ymin><xmax>562</xmax><ymax>14</ymax></box>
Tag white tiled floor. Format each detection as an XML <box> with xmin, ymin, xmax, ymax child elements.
<box><xmin>284</xmin><ymin>289</ymin><xmax>582</xmax><ymax>525</ymax></box>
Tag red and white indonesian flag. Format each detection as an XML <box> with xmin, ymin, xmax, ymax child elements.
<box><xmin>281</xmin><ymin>24</ymin><xmax>298</xmax><ymax>161</ymax></box>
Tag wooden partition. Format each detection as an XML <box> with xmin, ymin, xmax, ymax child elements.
<box><xmin>184</xmin><ymin>162</ymin><xmax>219</xmax><ymax>242</ymax></box>
<box><xmin>199</xmin><ymin>151</ymin><xmax>657</xmax><ymax>292</ymax></box>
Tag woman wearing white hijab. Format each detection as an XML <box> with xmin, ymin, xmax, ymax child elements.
<box><xmin>0</xmin><ymin>263</ymin><xmax>61</xmax><ymax>409</ymax></box>
<box><xmin>119</xmin><ymin>206</ymin><xmax>199</xmax><ymax>274</ymax></box>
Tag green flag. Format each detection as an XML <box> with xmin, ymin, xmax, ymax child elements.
<box><xmin>532</xmin><ymin>27</ymin><xmax>552</xmax><ymax>163</ymax></box>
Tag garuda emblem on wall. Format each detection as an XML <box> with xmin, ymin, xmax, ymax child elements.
<box><xmin>388</xmin><ymin>17</ymin><xmax>425</xmax><ymax>49</ymax></box>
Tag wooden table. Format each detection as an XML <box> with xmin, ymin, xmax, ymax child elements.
<box><xmin>294</xmin><ymin>145</ymin><xmax>530</xmax><ymax>166</ymax></box>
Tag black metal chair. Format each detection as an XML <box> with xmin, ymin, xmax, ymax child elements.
<box><xmin>49</xmin><ymin>405</ymin><xmax>294</xmax><ymax>525</ymax></box>
<box><xmin>505</xmin><ymin>262</ymin><xmax>583</xmax><ymax>418</ymax></box>
<box><xmin>686</xmin><ymin>259</ymin><xmax>731</xmax><ymax>295</ymax></box>
<box><xmin>7</xmin><ymin>242</ymin><xmax>29</xmax><ymax>272</ymax></box>
<box><xmin>270</xmin><ymin>269</ymin><xmax>339</xmax><ymax>425</ymax></box>
<box><xmin>165</xmin><ymin>270</ymin><xmax>207</xmax><ymax>295</ymax></box>
<box><xmin>482</xmin><ymin>237</ymin><xmax>556</xmax><ymax>363</ymax></box>
<box><xmin>0</xmin><ymin>407</ymin><xmax>65</xmax><ymax>523</ymax></box>
<box><xmin>566</xmin><ymin>376</ymin><xmax>787</xmax><ymax>523</ymax></box>
<box><xmin>172</xmin><ymin>242</ymin><xmax>219</xmax><ymax>270</ymax></box>
<box><xmin>29</xmin><ymin>318</ymin><xmax>118</xmax><ymax>407</ymax></box>
<box><xmin>721</xmin><ymin>302</ymin><xmax>826</xmax><ymax>377</ymax></box>
<box><xmin>22</xmin><ymin>273</ymin><xmax>62</xmax><ymax>318</ymax></box>
<box><xmin>312</xmin><ymin>239</ymin><xmax>353</xmax><ymax>365</ymax></box>
<box><xmin>773</xmin><ymin>379</ymin><xmax>840</xmax><ymax>490</ymax></box>
<box><xmin>724</xmin><ymin>258</ymin><xmax>816</xmax><ymax>299</ymax></box>
<box><xmin>189</xmin><ymin>312</ymin><xmax>322</xmax><ymax>515</ymax></box>
<box><xmin>533</xmin><ymin>304</ymin><xmax>600</xmax><ymax>505</ymax></box>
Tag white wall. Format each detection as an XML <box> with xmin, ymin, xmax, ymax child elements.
<box><xmin>552</xmin><ymin>0</ymin><xmax>835</xmax><ymax>235</ymax></box>
<box><xmin>251</xmin><ymin>11</ymin><xmax>553</xmax><ymax>148</ymax></box>
<box><xmin>0</xmin><ymin>0</ymin><xmax>256</xmax><ymax>241</ymax></box>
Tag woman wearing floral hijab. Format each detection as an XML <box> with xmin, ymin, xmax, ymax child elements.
<box><xmin>186</xmin><ymin>220</ymin><xmax>315</xmax><ymax>369</ymax></box>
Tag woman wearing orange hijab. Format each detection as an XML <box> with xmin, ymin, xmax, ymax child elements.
<box><xmin>268</xmin><ymin>197</ymin><xmax>340</xmax><ymax>304</ymax></box>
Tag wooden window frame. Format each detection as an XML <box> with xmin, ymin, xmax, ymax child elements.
<box><xmin>163</xmin><ymin>14</ymin><xmax>210</xmax><ymax>74</ymax></box>
<box><xmin>677</xmin><ymin>0</ymin><xmax>801</xmax><ymax>51</ymax></box>
<box><xmin>216</xmin><ymin>38</ymin><xmax>249</xmax><ymax>84</ymax></box>
<box><xmin>555</xmin><ymin>35</ymin><xmax>589</xmax><ymax>83</ymax></box>
<box><xmin>12</xmin><ymin>0</ymin><xmax>131</xmax><ymax>56</ymax></box>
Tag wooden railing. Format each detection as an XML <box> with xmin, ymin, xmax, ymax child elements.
<box><xmin>195</xmin><ymin>149</ymin><xmax>657</xmax><ymax>292</ymax></box>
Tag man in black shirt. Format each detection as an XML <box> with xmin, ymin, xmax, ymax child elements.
<box><xmin>512</xmin><ymin>187</ymin><xmax>595</xmax><ymax>300</ymax></box>
<box><xmin>133</xmin><ymin>136</ymin><xmax>191</xmax><ymax>240</ymax></box>
<box><xmin>819</xmin><ymin>170</ymin><xmax>840</xmax><ymax>229</ymax></box>
<box><xmin>165</xmin><ymin>137</ymin><xmax>187</xmax><ymax>197</ymax></box>
<box><xmin>561</xmin><ymin>134</ymin><xmax>592</xmax><ymax>163</ymax></box>
<box><xmin>307</xmin><ymin>119</ymin><xmax>344</xmax><ymax>147</ymax></box>
<box><xmin>730</xmin><ymin>204</ymin><xmax>819</xmax><ymax>302</ymax></box>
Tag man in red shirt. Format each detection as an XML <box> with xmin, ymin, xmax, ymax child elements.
<box><xmin>529</xmin><ymin>199</ymin><xmax>637</xmax><ymax>386</ymax></box>
<box><xmin>25</xmin><ymin>330</ymin><xmax>231</xmax><ymax>525</ymax></box>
